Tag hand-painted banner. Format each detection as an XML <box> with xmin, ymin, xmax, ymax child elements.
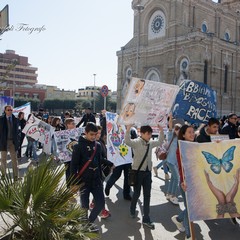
<box><xmin>106</xmin><ymin>111</ymin><xmax>132</xmax><ymax>166</ymax></box>
<box><xmin>13</xmin><ymin>102</ymin><xmax>31</xmax><ymax>119</ymax></box>
<box><xmin>22</xmin><ymin>114</ymin><xmax>55</xmax><ymax>154</ymax></box>
<box><xmin>0</xmin><ymin>96</ymin><xmax>14</xmax><ymax>115</ymax></box>
<box><xmin>54</xmin><ymin>127</ymin><xmax>85</xmax><ymax>163</ymax></box>
<box><xmin>117</xmin><ymin>77</ymin><xmax>179</xmax><ymax>126</ymax></box>
<box><xmin>179</xmin><ymin>139</ymin><xmax>240</xmax><ymax>221</ymax></box>
<box><xmin>172</xmin><ymin>80</ymin><xmax>217</xmax><ymax>123</ymax></box>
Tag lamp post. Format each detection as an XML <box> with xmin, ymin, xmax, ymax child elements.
<box><xmin>133</xmin><ymin>4</ymin><xmax>144</xmax><ymax>77</ymax></box>
<box><xmin>93</xmin><ymin>73</ymin><xmax>96</xmax><ymax>113</ymax></box>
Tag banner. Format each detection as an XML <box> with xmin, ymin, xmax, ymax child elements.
<box><xmin>54</xmin><ymin>127</ymin><xmax>85</xmax><ymax>162</ymax></box>
<box><xmin>106</xmin><ymin>112</ymin><xmax>132</xmax><ymax>166</ymax></box>
<box><xmin>0</xmin><ymin>96</ymin><xmax>14</xmax><ymax>115</ymax></box>
<box><xmin>117</xmin><ymin>77</ymin><xmax>179</xmax><ymax>126</ymax></box>
<box><xmin>22</xmin><ymin>114</ymin><xmax>55</xmax><ymax>154</ymax></box>
<box><xmin>179</xmin><ymin>139</ymin><xmax>240</xmax><ymax>221</ymax></box>
<box><xmin>13</xmin><ymin>102</ymin><xmax>31</xmax><ymax>119</ymax></box>
<box><xmin>173</xmin><ymin>80</ymin><xmax>217</xmax><ymax>123</ymax></box>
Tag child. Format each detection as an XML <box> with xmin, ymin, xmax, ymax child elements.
<box><xmin>64</xmin><ymin>118</ymin><xmax>77</xmax><ymax>187</ymax></box>
<box><xmin>125</xmin><ymin>124</ymin><xmax>164</xmax><ymax>229</ymax></box>
<box><xmin>90</xmin><ymin>125</ymin><xmax>113</xmax><ymax>219</ymax></box>
<box><xmin>70</xmin><ymin>122</ymin><xmax>113</xmax><ymax>232</ymax></box>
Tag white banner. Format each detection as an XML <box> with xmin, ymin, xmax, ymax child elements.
<box><xmin>22</xmin><ymin>114</ymin><xmax>55</xmax><ymax>154</ymax></box>
<box><xmin>118</xmin><ymin>77</ymin><xmax>179</xmax><ymax>126</ymax></box>
<box><xmin>54</xmin><ymin>127</ymin><xmax>85</xmax><ymax>162</ymax></box>
<box><xmin>13</xmin><ymin>102</ymin><xmax>31</xmax><ymax>119</ymax></box>
<box><xmin>106</xmin><ymin>112</ymin><xmax>132</xmax><ymax>166</ymax></box>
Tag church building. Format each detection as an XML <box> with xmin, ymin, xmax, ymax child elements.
<box><xmin>116</xmin><ymin>0</ymin><xmax>240</xmax><ymax>116</ymax></box>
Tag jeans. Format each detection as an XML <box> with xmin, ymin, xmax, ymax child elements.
<box><xmin>166</xmin><ymin>162</ymin><xmax>179</xmax><ymax>196</ymax></box>
<box><xmin>177</xmin><ymin>185</ymin><xmax>190</xmax><ymax>238</ymax></box>
<box><xmin>106</xmin><ymin>163</ymin><xmax>131</xmax><ymax>198</ymax></box>
<box><xmin>80</xmin><ymin>183</ymin><xmax>105</xmax><ymax>223</ymax></box>
<box><xmin>156</xmin><ymin>160</ymin><xmax>168</xmax><ymax>174</ymax></box>
<box><xmin>130</xmin><ymin>170</ymin><xmax>152</xmax><ymax>223</ymax></box>
<box><xmin>26</xmin><ymin>140</ymin><xmax>38</xmax><ymax>160</ymax></box>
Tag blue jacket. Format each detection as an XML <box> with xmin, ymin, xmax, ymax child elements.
<box><xmin>166</xmin><ymin>130</ymin><xmax>178</xmax><ymax>166</ymax></box>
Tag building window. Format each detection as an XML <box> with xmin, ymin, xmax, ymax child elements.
<box><xmin>224</xmin><ymin>32</ymin><xmax>230</xmax><ymax>42</ymax></box>
<box><xmin>201</xmin><ymin>22</ymin><xmax>208</xmax><ymax>33</ymax></box>
<box><xmin>126</xmin><ymin>67</ymin><xmax>132</xmax><ymax>80</ymax></box>
<box><xmin>224</xmin><ymin>65</ymin><xmax>228</xmax><ymax>93</ymax></box>
<box><xmin>204</xmin><ymin>60</ymin><xmax>208</xmax><ymax>84</ymax></box>
<box><xmin>145</xmin><ymin>69</ymin><xmax>161</xmax><ymax>82</ymax></box>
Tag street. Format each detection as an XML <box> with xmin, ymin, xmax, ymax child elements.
<box><xmin>1</xmin><ymin>146</ymin><xmax>240</xmax><ymax>240</ymax></box>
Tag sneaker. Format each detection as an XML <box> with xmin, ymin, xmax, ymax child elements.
<box><xmin>166</xmin><ymin>194</ymin><xmax>172</xmax><ymax>200</ymax></box>
<box><xmin>153</xmin><ymin>167</ymin><xmax>158</xmax><ymax>177</ymax></box>
<box><xmin>105</xmin><ymin>186</ymin><xmax>110</xmax><ymax>196</ymax></box>
<box><xmin>171</xmin><ymin>215</ymin><xmax>185</xmax><ymax>232</ymax></box>
<box><xmin>87</xmin><ymin>223</ymin><xmax>99</xmax><ymax>233</ymax></box>
<box><xmin>89</xmin><ymin>202</ymin><xmax>95</xmax><ymax>210</ymax></box>
<box><xmin>230</xmin><ymin>218</ymin><xmax>238</xmax><ymax>225</ymax></box>
<box><xmin>100</xmin><ymin>209</ymin><xmax>111</xmax><ymax>219</ymax></box>
<box><xmin>165</xmin><ymin>173</ymin><xmax>170</xmax><ymax>180</ymax></box>
<box><xmin>170</xmin><ymin>196</ymin><xmax>179</xmax><ymax>205</ymax></box>
<box><xmin>142</xmin><ymin>221</ymin><xmax>155</xmax><ymax>229</ymax></box>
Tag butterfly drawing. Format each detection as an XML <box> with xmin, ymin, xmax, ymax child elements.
<box><xmin>201</xmin><ymin>146</ymin><xmax>236</xmax><ymax>174</ymax></box>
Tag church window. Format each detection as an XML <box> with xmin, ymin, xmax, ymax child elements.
<box><xmin>148</xmin><ymin>10</ymin><xmax>166</xmax><ymax>40</ymax></box>
<box><xmin>201</xmin><ymin>22</ymin><xmax>208</xmax><ymax>33</ymax></box>
<box><xmin>224</xmin><ymin>32</ymin><xmax>230</xmax><ymax>42</ymax></box>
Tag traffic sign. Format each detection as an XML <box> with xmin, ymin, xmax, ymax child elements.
<box><xmin>101</xmin><ymin>85</ymin><xmax>108</xmax><ymax>97</ymax></box>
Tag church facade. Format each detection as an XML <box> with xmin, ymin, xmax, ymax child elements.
<box><xmin>116</xmin><ymin>0</ymin><xmax>240</xmax><ymax>116</ymax></box>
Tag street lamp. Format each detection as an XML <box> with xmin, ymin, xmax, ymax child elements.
<box><xmin>93</xmin><ymin>73</ymin><xmax>96</xmax><ymax>113</ymax></box>
<box><xmin>133</xmin><ymin>4</ymin><xmax>144</xmax><ymax>77</ymax></box>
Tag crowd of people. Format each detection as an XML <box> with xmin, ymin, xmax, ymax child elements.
<box><xmin>0</xmin><ymin>104</ymin><xmax>240</xmax><ymax>238</ymax></box>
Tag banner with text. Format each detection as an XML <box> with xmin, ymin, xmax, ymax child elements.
<box><xmin>106</xmin><ymin>112</ymin><xmax>132</xmax><ymax>166</ymax></box>
<box><xmin>54</xmin><ymin>127</ymin><xmax>85</xmax><ymax>163</ymax></box>
<box><xmin>172</xmin><ymin>80</ymin><xmax>217</xmax><ymax>123</ymax></box>
<box><xmin>13</xmin><ymin>102</ymin><xmax>31</xmax><ymax>119</ymax></box>
<box><xmin>22</xmin><ymin>114</ymin><xmax>55</xmax><ymax>154</ymax></box>
<box><xmin>179</xmin><ymin>139</ymin><xmax>240</xmax><ymax>221</ymax></box>
<box><xmin>117</xmin><ymin>78</ymin><xmax>179</xmax><ymax>126</ymax></box>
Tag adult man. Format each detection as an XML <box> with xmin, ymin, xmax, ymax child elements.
<box><xmin>76</xmin><ymin>108</ymin><xmax>96</xmax><ymax>127</ymax></box>
<box><xmin>0</xmin><ymin>105</ymin><xmax>20</xmax><ymax>180</ymax></box>
<box><xmin>196</xmin><ymin>118</ymin><xmax>220</xmax><ymax>142</ymax></box>
<box><xmin>219</xmin><ymin>113</ymin><xmax>239</xmax><ymax>139</ymax></box>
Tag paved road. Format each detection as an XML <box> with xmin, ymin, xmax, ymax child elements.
<box><xmin>1</xmin><ymin>146</ymin><xmax>240</xmax><ymax>240</ymax></box>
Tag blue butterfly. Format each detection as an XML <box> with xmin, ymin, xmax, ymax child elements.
<box><xmin>201</xmin><ymin>146</ymin><xmax>236</xmax><ymax>174</ymax></box>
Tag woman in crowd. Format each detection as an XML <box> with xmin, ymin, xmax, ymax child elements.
<box><xmin>171</xmin><ymin>124</ymin><xmax>195</xmax><ymax>239</ymax></box>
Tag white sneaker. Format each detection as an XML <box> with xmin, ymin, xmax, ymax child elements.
<box><xmin>166</xmin><ymin>194</ymin><xmax>172</xmax><ymax>200</ymax></box>
<box><xmin>171</xmin><ymin>215</ymin><xmax>185</xmax><ymax>232</ymax></box>
<box><xmin>170</xmin><ymin>196</ymin><xmax>179</xmax><ymax>205</ymax></box>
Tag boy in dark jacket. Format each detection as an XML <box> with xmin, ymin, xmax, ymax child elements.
<box><xmin>70</xmin><ymin>122</ymin><xmax>113</xmax><ymax>231</ymax></box>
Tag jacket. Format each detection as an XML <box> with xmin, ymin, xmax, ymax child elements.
<box><xmin>0</xmin><ymin>114</ymin><xmax>20</xmax><ymax>151</ymax></box>
<box><xmin>70</xmin><ymin>135</ymin><xmax>112</xmax><ymax>186</ymax></box>
<box><xmin>124</xmin><ymin>130</ymin><xmax>164</xmax><ymax>171</ymax></box>
<box><xmin>196</xmin><ymin>126</ymin><xmax>211</xmax><ymax>143</ymax></box>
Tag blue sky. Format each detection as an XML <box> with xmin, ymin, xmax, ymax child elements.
<box><xmin>0</xmin><ymin>0</ymin><xmax>133</xmax><ymax>92</ymax></box>
<box><xmin>0</xmin><ymin>0</ymin><xmax>218</xmax><ymax>92</ymax></box>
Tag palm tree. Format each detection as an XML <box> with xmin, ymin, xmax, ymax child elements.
<box><xmin>0</xmin><ymin>159</ymin><xmax>99</xmax><ymax>240</ymax></box>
